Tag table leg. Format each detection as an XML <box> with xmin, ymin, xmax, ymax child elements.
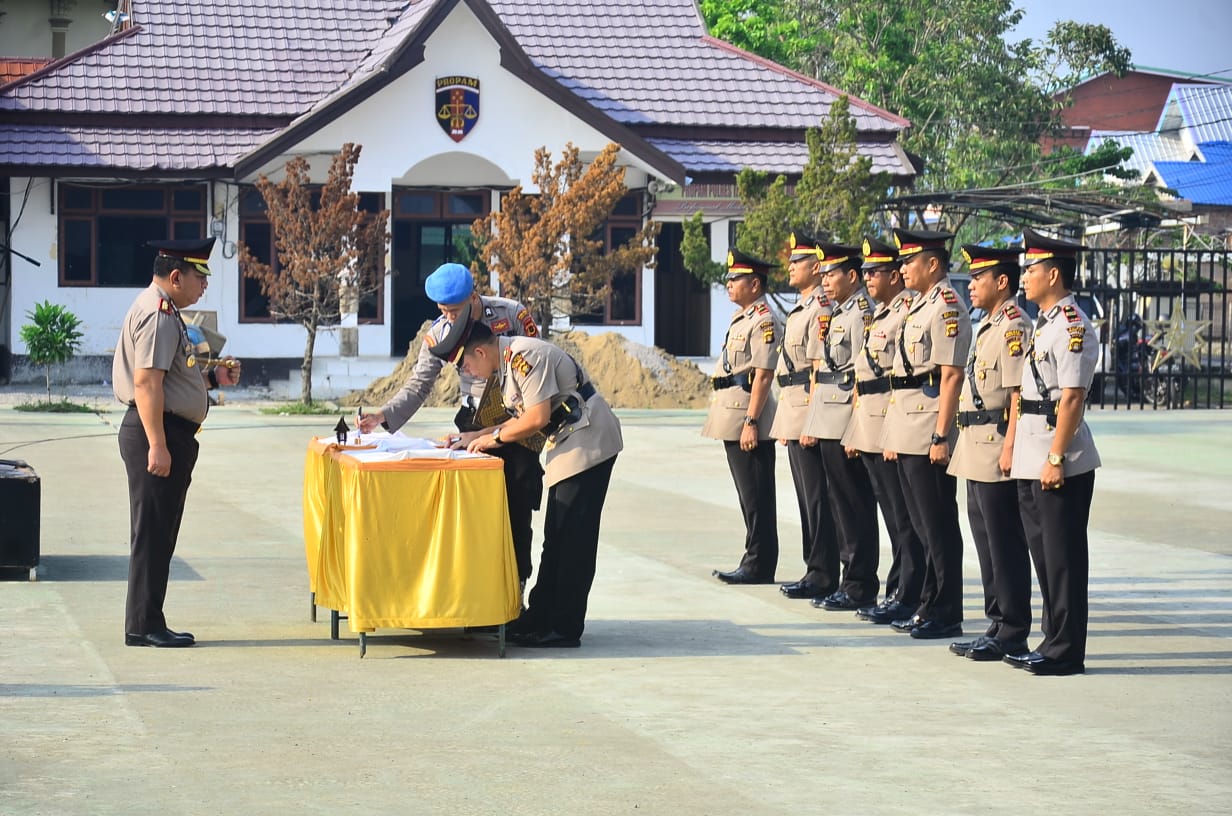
<box><xmin>359</xmin><ymin>632</ymin><xmax>367</xmax><ymax>658</ymax></box>
<box><xmin>310</xmin><ymin>591</ymin><xmax>317</xmax><ymax>622</ymax></box>
<box><xmin>330</xmin><ymin>609</ymin><xmax>339</xmax><ymax>640</ymax></box>
<box><xmin>498</xmin><ymin>623</ymin><xmax>506</xmax><ymax>658</ymax></box>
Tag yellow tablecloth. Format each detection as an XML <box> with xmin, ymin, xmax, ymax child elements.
<box><xmin>303</xmin><ymin>438</ymin><xmax>520</xmax><ymax>632</ymax></box>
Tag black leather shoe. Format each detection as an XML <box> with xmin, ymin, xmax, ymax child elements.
<box><xmin>814</xmin><ymin>590</ymin><xmax>868</xmax><ymax>611</ymax></box>
<box><xmin>890</xmin><ymin>614</ymin><xmax>925</xmax><ymax>632</ymax></box>
<box><xmin>166</xmin><ymin>627</ymin><xmax>195</xmax><ymax>643</ymax></box>
<box><xmin>859</xmin><ymin>600</ymin><xmax>916</xmax><ymax>624</ymax></box>
<box><xmin>1023</xmin><ymin>655</ymin><xmax>1085</xmax><ymax>676</ymax></box>
<box><xmin>125</xmin><ymin>630</ymin><xmax>194</xmax><ymax>648</ymax></box>
<box><xmin>1003</xmin><ymin>650</ymin><xmax>1042</xmax><ymax>669</ymax></box>
<box><xmin>509</xmin><ymin>630</ymin><xmax>581</xmax><ymax>648</ymax></box>
<box><xmin>713</xmin><ymin>568</ymin><xmax>776</xmax><ymax>585</ymax></box>
<box><xmin>782</xmin><ymin>582</ymin><xmax>831</xmax><ymax>600</ymax></box>
<box><xmin>949</xmin><ymin>635</ymin><xmax>990</xmax><ymax>657</ymax></box>
<box><xmin>967</xmin><ymin>638</ymin><xmax>1029</xmax><ymax>661</ymax></box>
<box><xmin>909</xmin><ymin>620</ymin><xmax>963</xmax><ymax>639</ymax></box>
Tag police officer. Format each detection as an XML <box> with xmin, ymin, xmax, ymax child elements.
<box><xmin>880</xmin><ymin>228</ymin><xmax>972</xmax><ymax>639</ymax></box>
<box><xmin>843</xmin><ymin>238</ymin><xmax>926</xmax><ymax>625</ymax></box>
<box><xmin>800</xmin><ymin>242</ymin><xmax>880</xmax><ymax>611</ymax></box>
<box><xmin>357</xmin><ymin>263</ymin><xmax>543</xmax><ymax>585</ymax></box>
<box><xmin>1005</xmin><ymin>229</ymin><xmax>1101</xmax><ymax>676</ymax></box>
<box><xmin>770</xmin><ymin>233</ymin><xmax>837</xmax><ymax>601</ymax></box>
<box><xmin>705</xmin><ymin>249</ymin><xmax>782</xmax><ymax>585</ymax></box>
<box><xmin>435</xmin><ymin>305</ymin><xmax>623</xmax><ymax>648</ymax></box>
<box><xmin>947</xmin><ymin>246</ymin><xmax>1034</xmax><ymax>662</ymax></box>
<box><xmin>113</xmin><ymin>238</ymin><xmax>242</xmax><ymax>648</ymax></box>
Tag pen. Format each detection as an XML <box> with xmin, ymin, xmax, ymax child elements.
<box><xmin>356</xmin><ymin>406</ymin><xmax>363</xmax><ymax>441</ymax></box>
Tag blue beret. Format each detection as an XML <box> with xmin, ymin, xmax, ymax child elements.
<box><xmin>424</xmin><ymin>262</ymin><xmax>474</xmax><ymax>304</ymax></box>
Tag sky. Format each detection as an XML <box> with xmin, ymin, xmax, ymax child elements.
<box><xmin>1011</xmin><ymin>0</ymin><xmax>1232</xmax><ymax>81</ymax></box>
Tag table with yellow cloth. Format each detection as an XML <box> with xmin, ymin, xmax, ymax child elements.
<box><xmin>303</xmin><ymin>436</ymin><xmax>521</xmax><ymax>656</ymax></box>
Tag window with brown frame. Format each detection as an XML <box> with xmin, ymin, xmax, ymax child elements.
<box><xmin>59</xmin><ymin>183</ymin><xmax>206</xmax><ymax>287</ymax></box>
<box><xmin>572</xmin><ymin>193</ymin><xmax>644</xmax><ymax>326</ymax></box>
<box><xmin>238</xmin><ymin>186</ymin><xmax>386</xmax><ymax>323</ymax></box>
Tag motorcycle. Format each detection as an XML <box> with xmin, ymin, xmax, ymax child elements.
<box><xmin>1112</xmin><ymin>313</ymin><xmax>1174</xmax><ymax>407</ymax></box>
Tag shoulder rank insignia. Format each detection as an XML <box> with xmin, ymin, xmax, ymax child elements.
<box><xmin>158</xmin><ymin>298</ymin><xmax>173</xmax><ymax>314</ymax></box>
<box><xmin>515</xmin><ymin>308</ymin><xmax>539</xmax><ymax>337</ymax></box>
<box><xmin>816</xmin><ymin>313</ymin><xmax>832</xmax><ymax>340</ymax></box>
<box><xmin>510</xmin><ymin>351</ymin><xmax>533</xmax><ymax>376</ymax></box>
<box><xmin>1004</xmin><ymin>303</ymin><xmax>1022</xmax><ymax>320</ymax></box>
<box><xmin>503</xmin><ymin>346</ymin><xmax>513</xmax><ymax>363</ymax></box>
<box><xmin>857</xmin><ymin>295</ymin><xmax>870</xmax><ymax>311</ymax></box>
<box><xmin>1004</xmin><ymin>328</ymin><xmax>1024</xmax><ymax>356</ymax></box>
<box><xmin>755</xmin><ymin>302</ymin><xmax>770</xmax><ymax>315</ymax></box>
<box><xmin>818</xmin><ymin>294</ymin><xmax>831</xmax><ymax>307</ymax></box>
<box><xmin>902</xmin><ymin>295</ymin><xmax>914</xmax><ymax>309</ymax></box>
<box><xmin>1063</xmin><ymin>304</ymin><xmax>1081</xmax><ymax>323</ymax></box>
<box><xmin>941</xmin><ymin>288</ymin><xmax>959</xmax><ymax>305</ymax></box>
<box><xmin>760</xmin><ymin>320</ymin><xmax>776</xmax><ymax>344</ymax></box>
<box><xmin>489</xmin><ymin>318</ymin><xmax>511</xmax><ymax>334</ymax></box>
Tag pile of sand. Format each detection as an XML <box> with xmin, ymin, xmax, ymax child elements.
<box><xmin>346</xmin><ymin>324</ymin><xmax>711</xmax><ymax>410</ymax></box>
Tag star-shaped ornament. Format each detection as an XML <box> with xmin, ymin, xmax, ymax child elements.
<box><xmin>1145</xmin><ymin>311</ymin><xmax>1210</xmax><ymax>372</ymax></box>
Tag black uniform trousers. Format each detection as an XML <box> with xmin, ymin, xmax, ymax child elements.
<box><xmin>967</xmin><ymin>479</ymin><xmax>1032</xmax><ymax>643</ymax></box>
<box><xmin>524</xmin><ymin>456</ymin><xmax>617</xmax><ymax>640</ymax></box>
<box><xmin>490</xmin><ymin>443</ymin><xmax>543</xmax><ymax>583</ymax></box>
<box><xmin>118</xmin><ymin>407</ymin><xmax>199</xmax><ymax>636</ymax></box>
<box><xmin>896</xmin><ymin>454</ymin><xmax>963</xmax><ymax>624</ymax></box>
<box><xmin>861</xmin><ymin>453</ymin><xmax>924</xmax><ymax>605</ymax></box>
<box><xmin>819</xmin><ymin>440</ymin><xmax>880</xmax><ymax>602</ymax></box>
<box><xmin>785</xmin><ymin>441</ymin><xmax>836</xmax><ymax>591</ymax></box>
<box><xmin>1017</xmin><ymin>471</ymin><xmax>1095</xmax><ymax>664</ymax></box>
<box><xmin>724</xmin><ymin>440</ymin><xmax>778</xmax><ymax>580</ymax></box>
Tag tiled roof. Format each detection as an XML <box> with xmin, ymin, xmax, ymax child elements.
<box><xmin>0</xmin><ymin>125</ymin><xmax>279</xmax><ymax>172</ymax></box>
<box><xmin>0</xmin><ymin>59</ymin><xmax>52</xmax><ymax>87</ymax></box>
<box><xmin>492</xmin><ymin>0</ymin><xmax>908</xmax><ymax>132</ymax></box>
<box><xmin>0</xmin><ymin>0</ymin><xmax>405</xmax><ymax>116</ymax></box>
<box><xmin>1152</xmin><ymin>141</ymin><xmax>1232</xmax><ymax>206</ymax></box>
<box><xmin>647</xmin><ymin>138</ymin><xmax>913</xmax><ymax>177</ymax></box>
<box><xmin>1162</xmin><ymin>84</ymin><xmax>1232</xmax><ymax>144</ymax></box>
<box><xmin>1086</xmin><ymin>130</ymin><xmax>1195</xmax><ymax>178</ymax></box>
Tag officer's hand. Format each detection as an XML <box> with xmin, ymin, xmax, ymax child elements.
<box><xmin>147</xmin><ymin>443</ymin><xmax>172</xmax><ymax>478</ymax></box>
<box><xmin>1040</xmin><ymin>461</ymin><xmax>1064</xmax><ymax>491</ymax></box>
<box><xmin>998</xmin><ymin>447</ymin><xmax>1014</xmax><ymax>477</ymax></box>
<box><xmin>844</xmin><ymin>445</ymin><xmax>859</xmax><ymax>459</ymax></box>
<box><xmin>441</xmin><ymin>430</ymin><xmax>481</xmax><ymax>450</ymax></box>
<box><xmin>215</xmin><ymin>357</ymin><xmax>241</xmax><ymax>386</ymax></box>
<box><xmin>356</xmin><ymin>410</ymin><xmax>385</xmax><ymax>434</ymax></box>
<box><xmin>800</xmin><ymin>434</ymin><xmax>818</xmax><ymax>448</ymax></box>
<box><xmin>929</xmin><ymin>441</ymin><xmax>950</xmax><ymax>466</ymax></box>
<box><xmin>739</xmin><ymin>423</ymin><xmax>758</xmax><ymax>452</ymax></box>
<box><xmin>883</xmin><ymin>449</ymin><xmax>898</xmax><ymax>462</ymax></box>
<box><xmin>467</xmin><ymin>431</ymin><xmax>501</xmax><ymax>453</ymax></box>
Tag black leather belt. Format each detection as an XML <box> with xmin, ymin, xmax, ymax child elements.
<box><xmin>1019</xmin><ymin>398</ymin><xmax>1057</xmax><ymax>417</ymax></box>
<box><xmin>712</xmin><ymin>373</ymin><xmax>752</xmax><ymax>392</ymax></box>
<box><xmin>957</xmin><ymin>409</ymin><xmax>1003</xmax><ymax>428</ymax></box>
<box><xmin>127</xmin><ymin>405</ymin><xmax>201</xmax><ymax>435</ymax></box>
<box><xmin>776</xmin><ymin>370</ymin><xmax>811</xmax><ymax>387</ymax></box>
<box><xmin>855</xmin><ymin>377</ymin><xmax>891</xmax><ymax>396</ymax></box>
<box><xmin>813</xmin><ymin>369</ymin><xmax>853</xmax><ymax>386</ymax></box>
<box><xmin>889</xmin><ymin>371</ymin><xmax>939</xmax><ymax>390</ymax></box>
<box><xmin>544</xmin><ymin>383</ymin><xmax>597</xmax><ymax>435</ymax></box>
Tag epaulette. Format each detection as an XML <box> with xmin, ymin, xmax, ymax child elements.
<box><xmin>857</xmin><ymin>295</ymin><xmax>870</xmax><ymax>311</ymax></box>
<box><xmin>941</xmin><ymin>289</ymin><xmax>959</xmax><ymax>305</ymax></box>
<box><xmin>158</xmin><ymin>298</ymin><xmax>173</xmax><ymax>314</ymax></box>
<box><xmin>1004</xmin><ymin>302</ymin><xmax>1022</xmax><ymax>320</ymax></box>
<box><xmin>1063</xmin><ymin>304</ymin><xmax>1081</xmax><ymax>323</ymax></box>
<box><xmin>755</xmin><ymin>302</ymin><xmax>770</xmax><ymax>315</ymax></box>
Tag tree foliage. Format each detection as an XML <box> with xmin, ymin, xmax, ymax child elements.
<box><xmin>469</xmin><ymin>142</ymin><xmax>660</xmax><ymax>333</ymax></box>
<box><xmin>19</xmin><ymin>300</ymin><xmax>83</xmax><ymax>403</ymax></box>
<box><xmin>239</xmin><ymin>143</ymin><xmax>389</xmax><ymax>404</ymax></box>
<box><xmin>682</xmin><ymin>97</ymin><xmax>889</xmax><ymax>288</ymax></box>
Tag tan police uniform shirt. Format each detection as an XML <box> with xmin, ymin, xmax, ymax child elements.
<box><xmin>701</xmin><ymin>295</ymin><xmax>781</xmax><ymax>442</ymax></box>
<box><xmin>948</xmin><ymin>299</ymin><xmax>1032</xmax><ymax>483</ymax></box>
<box><xmin>768</xmin><ymin>291</ymin><xmax>831</xmax><ymax>441</ymax></box>
<box><xmin>497</xmin><ymin>336</ymin><xmax>623</xmax><ymax>488</ymax></box>
<box><xmin>802</xmin><ymin>287</ymin><xmax>875</xmax><ymax>440</ymax></box>
<box><xmin>381</xmin><ymin>295</ymin><xmax>538</xmax><ymax>431</ymax></box>
<box><xmin>879</xmin><ymin>279</ymin><xmax>973</xmax><ymax>455</ymax></box>
<box><xmin>112</xmin><ymin>282</ymin><xmax>208</xmax><ymax>425</ymax></box>
<box><xmin>1010</xmin><ymin>295</ymin><xmax>1101</xmax><ymax>479</ymax></box>
<box><xmin>841</xmin><ymin>289</ymin><xmax>917</xmax><ymax>453</ymax></box>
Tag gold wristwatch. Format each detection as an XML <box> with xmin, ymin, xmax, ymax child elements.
<box><xmin>1047</xmin><ymin>452</ymin><xmax>1063</xmax><ymax>467</ymax></box>
<box><xmin>491</xmin><ymin>427</ymin><xmax>503</xmax><ymax>443</ymax></box>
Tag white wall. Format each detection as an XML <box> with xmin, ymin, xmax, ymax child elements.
<box><xmin>0</xmin><ymin>0</ymin><xmax>113</xmax><ymax>58</ymax></box>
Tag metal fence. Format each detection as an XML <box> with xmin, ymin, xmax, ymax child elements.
<box><xmin>1075</xmin><ymin>248</ymin><xmax>1230</xmax><ymax>410</ymax></box>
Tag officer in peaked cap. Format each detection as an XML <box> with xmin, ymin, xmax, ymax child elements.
<box><xmin>432</xmin><ymin>304</ymin><xmax>623</xmax><ymax>648</ymax></box>
<box><xmin>946</xmin><ymin>245</ymin><xmax>1034</xmax><ymax>663</ymax></box>
<box><xmin>771</xmin><ymin>232</ymin><xmax>838</xmax><ymax>600</ymax></box>
<box><xmin>1006</xmin><ymin>228</ymin><xmax>1100</xmax><ymax>676</ymax></box>
<box><xmin>357</xmin><ymin>261</ymin><xmax>544</xmax><ymax>589</ymax></box>
<box><xmin>800</xmin><ymin>242</ymin><xmax>882</xmax><ymax>612</ymax></box>
<box><xmin>844</xmin><ymin>236</ymin><xmax>927</xmax><ymax>625</ymax></box>
<box><xmin>879</xmin><ymin>227</ymin><xmax>972</xmax><ymax>640</ymax></box>
<box><xmin>113</xmin><ymin>236</ymin><xmax>242</xmax><ymax>648</ymax></box>
<box><xmin>705</xmin><ymin>248</ymin><xmax>782</xmax><ymax>584</ymax></box>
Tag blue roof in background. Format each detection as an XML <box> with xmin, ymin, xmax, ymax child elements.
<box><xmin>1152</xmin><ymin>141</ymin><xmax>1232</xmax><ymax>205</ymax></box>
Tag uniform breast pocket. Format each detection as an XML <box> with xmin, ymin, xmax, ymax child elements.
<box><xmin>866</xmin><ymin>335</ymin><xmax>891</xmax><ymax>367</ymax></box>
<box><xmin>827</xmin><ymin>331</ymin><xmax>852</xmax><ymax>367</ymax></box>
<box><xmin>905</xmin><ymin>327</ymin><xmax>931</xmax><ymax>367</ymax></box>
<box><xmin>976</xmin><ymin>357</ymin><xmax>1003</xmax><ymax>394</ymax></box>
<box><xmin>789</xmin><ymin>340</ymin><xmax>809</xmax><ymax>369</ymax></box>
<box><xmin>727</xmin><ymin>333</ymin><xmax>751</xmax><ymax>369</ymax></box>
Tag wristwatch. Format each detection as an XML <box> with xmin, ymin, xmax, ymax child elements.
<box><xmin>742</xmin><ymin>416</ymin><xmax>759</xmax><ymax>427</ymax></box>
<box><xmin>1047</xmin><ymin>452</ymin><xmax>1064</xmax><ymax>467</ymax></box>
<box><xmin>930</xmin><ymin>432</ymin><xmax>946</xmax><ymax>446</ymax></box>
<box><xmin>491</xmin><ymin>427</ymin><xmax>503</xmax><ymax>443</ymax></box>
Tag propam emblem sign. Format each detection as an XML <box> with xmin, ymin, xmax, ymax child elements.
<box><xmin>435</xmin><ymin>76</ymin><xmax>479</xmax><ymax>142</ymax></box>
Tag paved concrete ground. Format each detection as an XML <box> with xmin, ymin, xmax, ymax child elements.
<box><xmin>1</xmin><ymin>396</ymin><xmax>1230</xmax><ymax>815</ymax></box>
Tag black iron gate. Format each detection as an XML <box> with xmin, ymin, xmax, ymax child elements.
<box><xmin>1074</xmin><ymin>248</ymin><xmax>1230</xmax><ymax>410</ymax></box>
